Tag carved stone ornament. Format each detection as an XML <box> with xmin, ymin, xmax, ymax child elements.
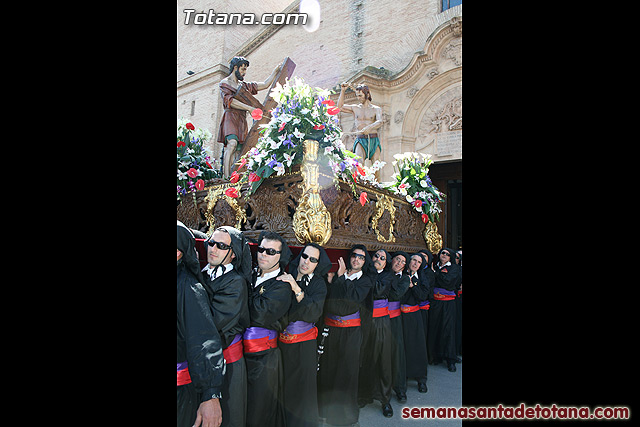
<box><xmin>292</xmin><ymin>140</ymin><xmax>332</xmax><ymax>245</ymax></box>
<box><xmin>423</xmin><ymin>221</ymin><xmax>443</xmax><ymax>254</ymax></box>
<box><xmin>204</xmin><ymin>183</ymin><xmax>247</xmax><ymax>235</ymax></box>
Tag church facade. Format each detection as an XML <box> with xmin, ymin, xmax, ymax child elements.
<box><xmin>177</xmin><ymin>0</ymin><xmax>462</xmax><ymax>250</ymax></box>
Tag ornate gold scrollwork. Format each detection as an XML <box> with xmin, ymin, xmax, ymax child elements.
<box><xmin>204</xmin><ymin>183</ymin><xmax>247</xmax><ymax>236</ymax></box>
<box><xmin>371</xmin><ymin>193</ymin><xmax>396</xmax><ymax>242</ymax></box>
<box><xmin>423</xmin><ymin>221</ymin><xmax>443</xmax><ymax>254</ymax></box>
<box><xmin>292</xmin><ymin>140</ymin><xmax>332</xmax><ymax>245</ymax></box>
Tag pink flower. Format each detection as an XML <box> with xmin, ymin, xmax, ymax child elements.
<box><xmin>195</xmin><ymin>179</ymin><xmax>205</xmax><ymax>191</ymax></box>
<box><xmin>313</xmin><ymin>124</ymin><xmax>325</xmax><ymax>130</ymax></box>
<box><xmin>248</xmin><ymin>172</ymin><xmax>261</xmax><ymax>182</ymax></box>
<box><xmin>322</xmin><ymin>99</ymin><xmax>335</xmax><ymax>106</ymax></box>
<box><xmin>327</xmin><ymin>107</ymin><xmax>340</xmax><ymax>115</ymax></box>
<box><xmin>359</xmin><ymin>192</ymin><xmax>368</xmax><ymax>206</ymax></box>
<box><xmin>414</xmin><ymin>199</ymin><xmax>423</xmax><ymax>208</ymax></box>
<box><xmin>421</xmin><ymin>214</ymin><xmax>429</xmax><ymax>224</ymax></box>
<box><xmin>187</xmin><ymin>168</ymin><xmax>198</xmax><ymax>178</ymax></box>
<box><xmin>251</xmin><ymin>108</ymin><xmax>263</xmax><ymax>120</ymax></box>
<box><xmin>279</xmin><ymin>122</ymin><xmax>286</xmax><ymax>131</ymax></box>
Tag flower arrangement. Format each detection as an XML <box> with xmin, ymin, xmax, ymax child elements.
<box><xmin>234</xmin><ymin>77</ymin><xmax>364</xmax><ymax>198</ymax></box>
<box><xmin>383</xmin><ymin>152</ymin><xmax>445</xmax><ymax>223</ymax></box>
<box><xmin>177</xmin><ymin>119</ymin><xmax>220</xmax><ymax>201</ymax></box>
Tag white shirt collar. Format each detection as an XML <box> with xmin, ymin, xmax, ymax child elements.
<box><xmin>438</xmin><ymin>261</ymin><xmax>451</xmax><ymax>269</ymax></box>
<box><xmin>202</xmin><ymin>263</ymin><xmax>234</xmax><ymax>280</ymax></box>
<box><xmin>344</xmin><ymin>270</ymin><xmax>363</xmax><ymax>281</ymax></box>
<box><xmin>255</xmin><ymin>268</ymin><xmax>281</xmax><ymax>287</ymax></box>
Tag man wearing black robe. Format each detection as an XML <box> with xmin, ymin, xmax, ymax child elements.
<box><xmin>388</xmin><ymin>251</ymin><xmax>410</xmax><ymax>403</ymax></box>
<box><xmin>428</xmin><ymin>248</ymin><xmax>462</xmax><ymax>372</ymax></box>
<box><xmin>400</xmin><ymin>253</ymin><xmax>429</xmax><ymax>393</ymax></box>
<box><xmin>177</xmin><ymin>221</ymin><xmax>224</xmax><ymax>427</ymax></box>
<box><xmin>244</xmin><ymin>231</ymin><xmax>292</xmax><ymax>427</ymax></box>
<box><xmin>200</xmin><ymin>226</ymin><xmax>251</xmax><ymax>427</ymax></box>
<box><xmin>278</xmin><ymin>243</ymin><xmax>330</xmax><ymax>427</ymax></box>
<box><xmin>357</xmin><ymin>249</ymin><xmax>395</xmax><ymax>418</ymax></box>
<box><xmin>318</xmin><ymin>244</ymin><xmax>375</xmax><ymax>426</ymax></box>
<box><xmin>418</xmin><ymin>249</ymin><xmax>435</xmax><ymax>363</ymax></box>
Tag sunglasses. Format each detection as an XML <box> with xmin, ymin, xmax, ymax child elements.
<box><xmin>373</xmin><ymin>253</ymin><xmax>386</xmax><ymax>261</ymax></box>
<box><xmin>301</xmin><ymin>252</ymin><xmax>319</xmax><ymax>263</ymax></box>
<box><xmin>351</xmin><ymin>253</ymin><xmax>366</xmax><ymax>261</ymax></box>
<box><xmin>207</xmin><ymin>240</ymin><xmax>232</xmax><ymax>251</ymax></box>
<box><xmin>441</xmin><ymin>252</ymin><xmax>451</xmax><ymax>257</ymax></box>
<box><xmin>257</xmin><ymin>246</ymin><xmax>281</xmax><ymax>256</ymax></box>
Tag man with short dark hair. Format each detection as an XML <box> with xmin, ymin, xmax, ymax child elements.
<box><xmin>318</xmin><ymin>244</ymin><xmax>375</xmax><ymax>426</ymax></box>
<box><xmin>243</xmin><ymin>231</ymin><xmax>292</xmax><ymax>427</ymax></box>
<box><xmin>200</xmin><ymin>226</ymin><xmax>251</xmax><ymax>427</ymax></box>
<box><xmin>177</xmin><ymin>221</ymin><xmax>224</xmax><ymax>427</ymax></box>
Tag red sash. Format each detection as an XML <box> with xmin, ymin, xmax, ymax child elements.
<box><xmin>177</xmin><ymin>362</ymin><xmax>191</xmax><ymax>386</ymax></box>
<box><xmin>433</xmin><ymin>294</ymin><xmax>456</xmax><ymax>301</ymax></box>
<box><xmin>389</xmin><ymin>308</ymin><xmax>401</xmax><ymax>318</ymax></box>
<box><xmin>243</xmin><ymin>336</ymin><xmax>277</xmax><ymax>353</ymax></box>
<box><xmin>278</xmin><ymin>326</ymin><xmax>318</xmax><ymax>344</ymax></box>
<box><xmin>401</xmin><ymin>304</ymin><xmax>420</xmax><ymax>314</ymax></box>
<box><xmin>223</xmin><ymin>338</ymin><xmax>244</xmax><ymax>364</ymax></box>
<box><xmin>324</xmin><ymin>316</ymin><xmax>361</xmax><ymax>328</ymax></box>
<box><xmin>372</xmin><ymin>306</ymin><xmax>389</xmax><ymax>317</ymax></box>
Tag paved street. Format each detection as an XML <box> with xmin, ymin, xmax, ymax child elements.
<box><xmin>357</xmin><ymin>359</ymin><xmax>462</xmax><ymax>427</ymax></box>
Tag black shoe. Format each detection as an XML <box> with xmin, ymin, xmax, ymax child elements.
<box><xmin>448</xmin><ymin>362</ymin><xmax>457</xmax><ymax>372</ymax></box>
<box><xmin>396</xmin><ymin>392</ymin><xmax>407</xmax><ymax>403</ymax></box>
<box><xmin>382</xmin><ymin>403</ymin><xmax>393</xmax><ymax>418</ymax></box>
<box><xmin>418</xmin><ymin>382</ymin><xmax>428</xmax><ymax>393</ymax></box>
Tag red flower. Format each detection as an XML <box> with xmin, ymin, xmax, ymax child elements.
<box><xmin>238</xmin><ymin>158</ymin><xmax>247</xmax><ymax>170</ymax></box>
<box><xmin>421</xmin><ymin>214</ymin><xmax>429</xmax><ymax>224</ymax></box>
<box><xmin>359</xmin><ymin>192</ymin><xmax>368</xmax><ymax>206</ymax></box>
<box><xmin>279</xmin><ymin>122</ymin><xmax>286</xmax><ymax>131</ymax></box>
<box><xmin>326</xmin><ymin>107</ymin><xmax>340</xmax><ymax>115</ymax></box>
<box><xmin>313</xmin><ymin>124</ymin><xmax>325</xmax><ymax>130</ymax></box>
<box><xmin>251</xmin><ymin>108</ymin><xmax>263</xmax><ymax>120</ymax></box>
<box><xmin>414</xmin><ymin>199</ymin><xmax>423</xmax><ymax>208</ymax></box>
<box><xmin>356</xmin><ymin>164</ymin><xmax>365</xmax><ymax>176</ymax></box>
<box><xmin>195</xmin><ymin>179</ymin><xmax>205</xmax><ymax>191</ymax></box>
<box><xmin>229</xmin><ymin>171</ymin><xmax>240</xmax><ymax>183</ymax></box>
<box><xmin>177</xmin><ymin>140</ymin><xmax>186</xmax><ymax>148</ymax></box>
<box><xmin>205</xmin><ymin>161</ymin><xmax>213</xmax><ymax>168</ymax></box>
<box><xmin>248</xmin><ymin>172</ymin><xmax>261</xmax><ymax>182</ymax></box>
<box><xmin>185</xmin><ymin>123</ymin><xmax>195</xmax><ymax>131</ymax></box>
<box><xmin>187</xmin><ymin>168</ymin><xmax>198</xmax><ymax>178</ymax></box>
<box><xmin>225</xmin><ymin>188</ymin><xmax>239</xmax><ymax>198</ymax></box>
<box><xmin>322</xmin><ymin>99</ymin><xmax>335</xmax><ymax>106</ymax></box>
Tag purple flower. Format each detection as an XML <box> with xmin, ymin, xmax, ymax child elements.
<box><xmin>339</xmin><ymin>162</ymin><xmax>346</xmax><ymax>172</ymax></box>
<box><xmin>267</xmin><ymin>154</ymin><xmax>278</xmax><ymax>168</ymax></box>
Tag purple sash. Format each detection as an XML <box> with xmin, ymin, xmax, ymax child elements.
<box><xmin>177</xmin><ymin>361</ymin><xmax>188</xmax><ymax>371</ymax></box>
<box><xmin>373</xmin><ymin>299</ymin><xmax>389</xmax><ymax>308</ymax></box>
<box><xmin>388</xmin><ymin>301</ymin><xmax>401</xmax><ymax>311</ymax></box>
<box><xmin>326</xmin><ymin>310</ymin><xmax>360</xmax><ymax>321</ymax></box>
<box><xmin>433</xmin><ymin>287</ymin><xmax>456</xmax><ymax>296</ymax></box>
<box><xmin>283</xmin><ymin>320</ymin><xmax>315</xmax><ymax>335</ymax></box>
<box><xmin>419</xmin><ymin>300</ymin><xmax>430</xmax><ymax>307</ymax></box>
<box><xmin>242</xmin><ymin>326</ymin><xmax>277</xmax><ymax>341</ymax></box>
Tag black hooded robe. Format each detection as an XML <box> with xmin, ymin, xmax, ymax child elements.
<box><xmin>358</xmin><ymin>265</ymin><xmax>395</xmax><ymax>408</ymax></box>
<box><xmin>244</xmin><ymin>269</ymin><xmax>292</xmax><ymax>427</ymax></box>
<box><xmin>427</xmin><ymin>250</ymin><xmax>462</xmax><ymax>365</ymax></box>
<box><xmin>419</xmin><ymin>251</ymin><xmax>436</xmax><ymax>362</ymax></box>
<box><xmin>177</xmin><ymin>222</ymin><xmax>225</xmax><ymax>427</ymax></box>
<box><xmin>317</xmin><ymin>246</ymin><xmax>374</xmax><ymax>426</ymax></box>
<box><xmin>401</xmin><ymin>266</ymin><xmax>429</xmax><ymax>386</ymax></box>
<box><xmin>200</xmin><ymin>227</ymin><xmax>252</xmax><ymax>427</ymax></box>
<box><xmin>279</xmin><ymin>244</ymin><xmax>330</xmax><ymax>427</ymax></box>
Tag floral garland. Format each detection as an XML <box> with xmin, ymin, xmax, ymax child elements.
<box><xmin>232</xmin><ymin>77</ymin><xmax>364</xmax><ymax>199</ymax></box>
<box><xmin>177</xmin><ymin>119</ymin><xmax>220</xmax><ymax>201</ymax></box>
<box><xmin>383</xmin><ymin>152</ymin><xmax>445</xmax><ymax>223</ymax></box>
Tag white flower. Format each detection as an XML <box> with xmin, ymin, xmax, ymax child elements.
<box><xmin>406</xmin><ymin>195</ymin><xmax>414</xmax><ymax>203</ymax></box>
<box><xmin>300</xmin><ymin>108</ymin><xmax>311</xmax><ymax>115</ymax></box>
<box><xmin>177</xmin><ymin>170</ymin><xmax>188</xmax><ymax>180</ymax></box>
<box><xmin>283</xmin><ymin>152</ymin><xmax>296</xmax><ymax>167</ymax></box>
<box><xmin>293</xmin><ymin>128</ymin><xmax>305</xmax><ymax>140</ymax></box>
<box><xmin>420</xmin><ymin>180</ymin><xmax>428</xmax><ymax>188</ymax></box>
<box><xmin>324</xmin><ymin>146</ymin><xmax>335</xmax><ymax>156</ymax></box>
<box><xmin>274</xmin><ymin>164</ymin><xmax>285</xmax><ymax>176</ymax></box>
